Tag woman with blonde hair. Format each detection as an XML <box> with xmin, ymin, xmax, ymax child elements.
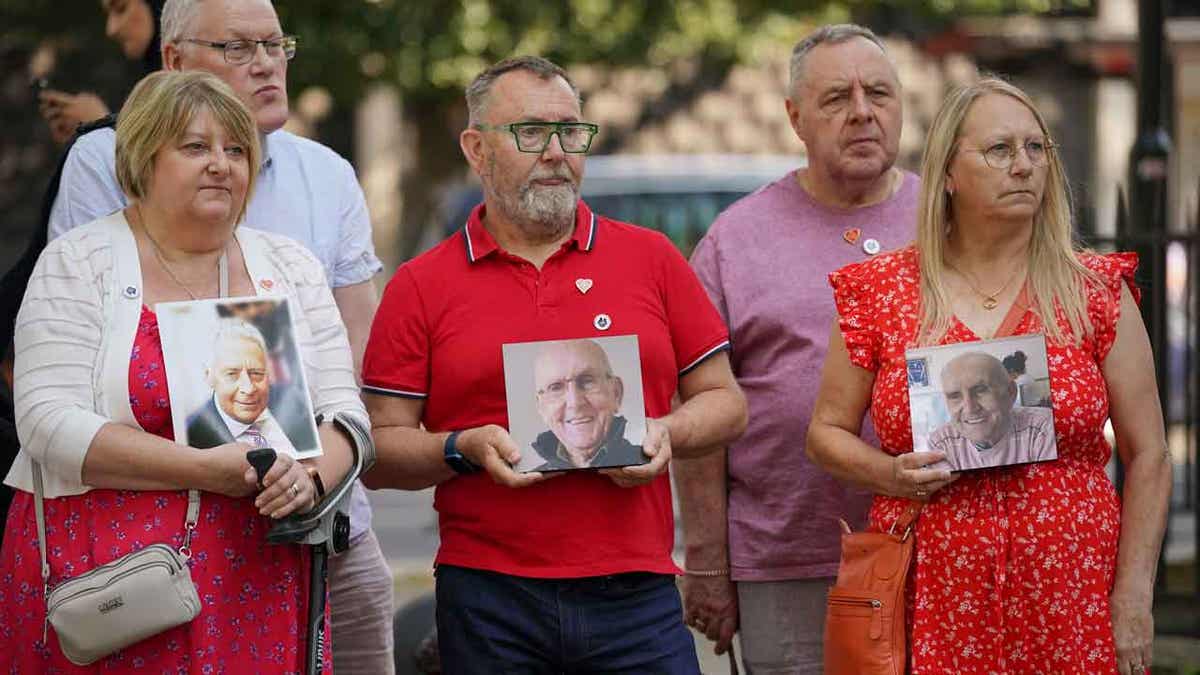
<box><xmin>1</xmin><ymin>70</ymin><xmax>363</xmax><ymax>671</ymax></box>
<box><xmin>807</xmin><ymin>77</ymin><xmax>1170</xmax><ymax>674</ymax></box>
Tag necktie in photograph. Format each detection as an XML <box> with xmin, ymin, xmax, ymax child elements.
<box><xmin>241</xmin><ymin>422</ymin><xmax>269</xmax><ymax>449</ymax></box>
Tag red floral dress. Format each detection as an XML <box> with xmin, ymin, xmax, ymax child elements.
<box><xmin>830</xmin><ymin>247</ymin><xmax>1138</xmax><ymax>675</ymax></box>
<box><xmin>0</xmin><ymin>306</ymin><xmax>329</xmax><ymax>673</ymax></box>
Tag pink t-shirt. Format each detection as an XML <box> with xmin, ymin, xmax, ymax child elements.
<box><xmin>689</xmin><ymin>169</ymin><xmax>920</xmax><ymax>581</ymax></box>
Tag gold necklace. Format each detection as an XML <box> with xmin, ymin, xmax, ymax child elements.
<box><xmin>135</xmin><ymin>205</ymin><xmax>216</xmax><ymax>301</ymax></box>
<box><xmin>946</xmin><ymin>260</ymin><xmax>1025</xmax><ymax>311</ymax></box>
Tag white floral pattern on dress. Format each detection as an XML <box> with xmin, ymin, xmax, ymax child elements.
<box><xmin>830</xmin><ymin>247</ymin><xmax>1140</xmax><ymax>675</ymax></box>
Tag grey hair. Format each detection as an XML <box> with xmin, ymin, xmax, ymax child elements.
<box><xmin>161</xmin><ymin>0</ymin><xmax>206</xmax><ymax>44</ymax></box>
<box><xmin>162</xmin><ymin>0</ymin><xmax>277</xmax><ymax>44</ymax></box>
<box><xmin>210</xmin><ymin>319</ymin><xmax>269</xmax><ymax>365</ymax></box>
<box><xmin>789</xmin><ymin>23</ymin><xmax>889</xmax><ymax>96</ymax></box>
<box><xmin>465</xmin><ymin>55</ymin><xmax>580</xmax><ymax>127</ymax></box>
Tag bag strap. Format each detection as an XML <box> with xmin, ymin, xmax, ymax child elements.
<box><xmin>888</xmin><ymin>500</ymin><xmax>925</xmax><ymax>539</ymax></box>
<box><xmin>30</xmin><ymin>247</ymin><xmax>229</xmax><ymax>588</ymax></box>
<box><xmin>31</xmin><ymin>463</ymin><xmax>201</xmax><ymax>590</ymax></box>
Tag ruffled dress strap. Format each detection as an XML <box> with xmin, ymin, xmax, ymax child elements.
<box><xmin>1079</xmin><ymin>251</ymin><xmax>1140</xmax><ymax>362</ymax></box>
<box><xmin>828</xmin><ymin>251</ymin><xmax>904</xmax><ymax>373</ymax></box>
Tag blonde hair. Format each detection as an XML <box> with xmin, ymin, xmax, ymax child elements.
<box><xmin>115</xmin><ymin>70</ymin><xmax>260</xmax><ymax>224</ymax></box>
<box><xmin>915</xmin><ymin>77</ymin><xmax>1098</xmax><ymax>346</ymax></box>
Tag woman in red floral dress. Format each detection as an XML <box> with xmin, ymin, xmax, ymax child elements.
<box><xmin>808</xmin><ymin>78</ymin><xmax>1171</xmax><ymax>674</ymax></box>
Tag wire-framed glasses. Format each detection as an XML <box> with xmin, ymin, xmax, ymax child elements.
<box><xmin>476</xmin><ymin>121</ymin><xmax>600</xmax><ymax>154</ymax></box>
<box><xmin>181</xmin><ymin>36</ymin><xmax>298</xmax><ymax>65</ymax></box>
<box><xmin>536</xmin><ymin>372</ymin><xmax>611</xmax><ymax>402</ymax></box>
<box><xmin>969</xmin><ymin>138</ymin><xmax>1057</xmax><ymax>170</ymax></box>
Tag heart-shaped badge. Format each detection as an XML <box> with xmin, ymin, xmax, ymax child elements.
<box><xmin>843</xmin><ymin>228</ymin><xmax>862</xmax><ymax>245</ymax></box>
<box><xmin>575</xmin><ymin>278</ymin><xmax>594</xmax><ymax>294</ymax></box>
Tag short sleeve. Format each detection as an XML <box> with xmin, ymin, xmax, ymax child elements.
<box><xmin>331</xmin><ymin>160</ymin><xmax>383</xmax><ymax>287</ymax></box>
<box><xmin>48</xmin><ymin>128</ymin><xmax>126</xmax><ymax>241</ymax></box>
<box><xmin>656</xmin><ymin>234</ymin><xmax>729</xmax><ymax>375</ymax></box>
<box><xmin>361</xmin><ymin>266</ymin><xmax>430</xmax><ymax>399</ymax></box>
<box><xmin>828</xmin><ymin>260</ymin><xmax>882</xmax><ymax>373</ymax></box>
<box><xmin>1081</xmin><ymin>251</ymin><xmax>1140</xmax><ymax>362</ymax></box>
<box><xmin>688</xmin><ymin>229</ymin><xmax>730</xmax><ymax>328</ymax></box>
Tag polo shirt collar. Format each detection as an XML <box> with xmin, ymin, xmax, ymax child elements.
<box><xmin>462</xmin><ymin>200</ymin><xmax>597</xmax><ymax>264</ymax></box>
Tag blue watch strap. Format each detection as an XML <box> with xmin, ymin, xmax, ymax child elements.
<box><xmin>443</xmin><ymin>431</ymin><xmax>479</xmax><ymax>474</ymax></box>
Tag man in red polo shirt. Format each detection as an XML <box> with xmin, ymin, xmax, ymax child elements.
<box><xmin>361</xmin><ymin>55</ymin><xmax>747</xmax><ymax>673</ymax></box>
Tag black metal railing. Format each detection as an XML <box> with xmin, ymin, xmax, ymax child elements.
<box><xmin>1081</xmin><ymin>184</ymin><xmax>1199</xmax><ymax>635</ymax></box>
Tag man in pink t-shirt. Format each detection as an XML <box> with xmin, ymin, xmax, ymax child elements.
<box><xmin>676</xmin><ymin>23</ymin><xmax>919</xmax><ymax>673</ymax></box>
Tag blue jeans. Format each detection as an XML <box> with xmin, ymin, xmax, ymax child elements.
<box><xmin>435</xmin><ymin>565</ymin><xmax>699</xmax><ymax>674</ymax></box>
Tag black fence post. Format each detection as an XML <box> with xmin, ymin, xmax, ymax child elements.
<box><xmin>1128</xmin><ymin>0</ymin><xmax>1173</xmax><ymax>595</ymax></box>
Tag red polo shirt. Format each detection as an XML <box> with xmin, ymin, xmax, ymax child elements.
<box><xmin>363</xmin><ymin>200</ymin><xmax>729</xmax><ymax>578</ymax></box>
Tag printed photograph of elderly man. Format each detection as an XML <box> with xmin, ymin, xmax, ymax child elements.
<box><xmin>503</xmin><ymin>336</ymin><xmax>647</xmax><ymax>473</ymax></box>
<box><xmin>186</xmin><ymin>319</ymin><xmax>301</xmax><ymax>454</ymax></box>
<box><xmin>907</xmin><ymin>335</ymin><xmax>1056</xmax><ymax>473</ymax></box>
<box><xmin>159</xmin><ymin>298</ymin><xmax>321</xmax><ymax>459</ymax></box>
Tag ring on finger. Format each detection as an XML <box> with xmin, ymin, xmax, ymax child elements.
<box><xmin>915</xmin><ymin>488</ymin><xmax>928</xmax><ymax>497</ymax></box>
<box><xmin>289</xmin><ymin>482</ymin><xmax>300</xmax><ymax>499</ymax></box>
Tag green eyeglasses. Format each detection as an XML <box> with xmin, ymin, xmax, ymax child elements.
<box><xmin>476</xmin><ymin>121</ymin><xmax>600</xmax><ymax>154</ymax></box>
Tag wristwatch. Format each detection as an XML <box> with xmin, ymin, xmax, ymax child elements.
<box><xmin>305</xmin><ymin>465</ymin><xmax>326</xmax><ymax>499</ymax></box>
<box><xmin>443</xmin><ymin>431</ymin><xmax>479</xmax><ymax>475</ymax></box>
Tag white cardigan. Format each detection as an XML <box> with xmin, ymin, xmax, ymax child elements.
<box><xmin>7</xmin><ymin>211</ymin><xmax>368</xmax><ymax>498</ymax></box>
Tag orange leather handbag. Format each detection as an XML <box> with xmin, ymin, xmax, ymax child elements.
<box><xmin>823</xmin><ymin>502</ymin><xmax>922</xmax><ymax>675</ymax></box>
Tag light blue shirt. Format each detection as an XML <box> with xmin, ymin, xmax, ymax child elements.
<box><xmin>49</xmin><ymin>127</ymin><xmax>382</xmax><ymax>289</ymax></box>
<box><xmin>49</xmin><ymin>126</ymin><xmax>382</xmax><ymax>539</ymax></box>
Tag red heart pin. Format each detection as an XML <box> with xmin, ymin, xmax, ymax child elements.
<box><xmin>843</xmin><ymin>228</ymin><xmax>862</xmax><ymax>244</ymax></box>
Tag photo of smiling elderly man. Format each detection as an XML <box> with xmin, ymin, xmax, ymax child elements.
<box><xmin>159</xmin><ymin>298</ymin><xmax>322</xmax><ymax>460</ymax></box>
<box><xmin>927</xmin><ymin>350</ymin><xmax>1056</xmax><ymax>472</ymax></box>
<box><xmin>906</xmin><ymin>334</ymin><xmax>1057</xmax><ymax>473</ymax></box>
<box><xmin>184</xmin><ymin>320</ymin><xmax>302</xmax><ymax>455</ymax></box>
<box><xmin>503</xmin><ymin>336</ymin><xmax>647</xmax><ymax>473</ymax></box>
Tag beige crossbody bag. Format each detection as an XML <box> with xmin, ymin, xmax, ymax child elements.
<box><xmin>33</xmin><ymin>463</ymin><xmax>203</xmax><ymax>665</ymax></box>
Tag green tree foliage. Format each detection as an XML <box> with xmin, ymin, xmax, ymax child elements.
<box><xmin>273</xmin><ymin>0</ymin><xmax>1090</xmax><ymax>258</ymax></box>
<box><xmin>0</xmin><ymin>0</ymin><xmax>1093</xmax><ymax>261</ymax></box>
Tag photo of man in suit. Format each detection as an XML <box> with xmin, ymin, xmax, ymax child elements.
<box><xmin>186</xmin><ymin>320</ymin><xmax>299</xmax><ymax>456</ymax></box>
<box><xmin>928</xmin><ymin>351</ymin><xmax>1056</xmax><ymax>472</ymax></box>
<box><xmin>529</xmin><ymin>339</ymin><xmax>644</xmax><ymax>472</ymax></box>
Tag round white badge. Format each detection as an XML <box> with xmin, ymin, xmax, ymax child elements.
<box><xmin>862</xmin><ymin>238</ymin><xmax>881</xmax><ymax>255</ymax></box>
<box><xmin>593</xmin><ymin>313</ymin><xmax>612</xmax><ymax>331</ymax></box>
<box><xmin>122</xmin><ymin>285</ymin><xmax>140</xmax><ymax>299</ymax></box>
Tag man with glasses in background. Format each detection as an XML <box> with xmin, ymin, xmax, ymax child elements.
<box><xmin>44</xmin><ymin>1</ymin><xmax>393</xmax><ymax>672</ymax></box>
<box><xmin>361</xmin><ymin>56</ymin><xmax>747</xmax><ymax>673</ymax></box>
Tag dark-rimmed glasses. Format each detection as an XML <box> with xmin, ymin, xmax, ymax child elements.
<box><xmin>966</xmin><ymin>138</ymin><xmax>1057</xmax><ymax>170</ymax></box>
<box><xmin>181</xmin><ymin>36</ymin><xmax>298</xmax><ymax>65</ymax></box>
<box><xmin>476</xmin><ymin>122</ymin><xmax>600</xmax><ymax>154</ymax></box>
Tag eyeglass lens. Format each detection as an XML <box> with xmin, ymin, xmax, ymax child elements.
<box><xmin>225</xmin><ymin>38</ymin><xmax>296</xmax><ymax>64</ymax></box>
<box><xmin>514</xmin><ymin>124</ymin><xmax>596</xmax><ymax>153</ymax></box>
<box><xmin>538</xmin><ymin>373</ymin><xmax>606</xmax><ymax>400</ymax></box>
<box><xmin>983</xmin><ymin>140</ymin><xmax>1050</xmax><ymax>169</ymax></box>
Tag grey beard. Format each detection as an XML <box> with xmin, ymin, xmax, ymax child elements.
<box><xmin>500</xmin><ymin>182</ymin><xmax>578</xmax><ymax>240</ymax></box>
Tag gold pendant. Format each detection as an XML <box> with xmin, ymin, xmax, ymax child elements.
<box><xmin>982</xmin><ymin>296</ymin><xmax>998</xmax><ymax>310</ymax></box>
